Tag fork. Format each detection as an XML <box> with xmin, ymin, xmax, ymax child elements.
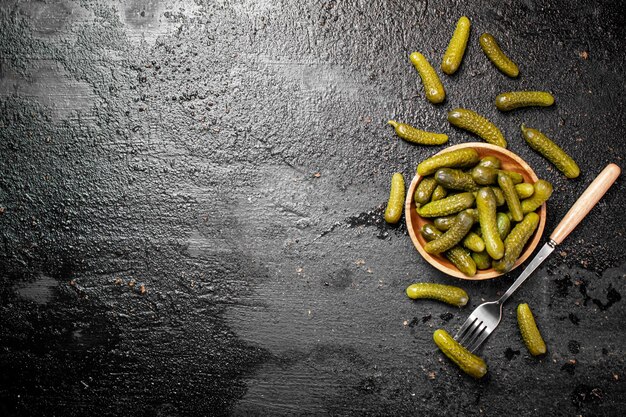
<box><xmin>455</xmin><ymin>164</ymin><xmax>621</xmax><ymax>352</ymax></box>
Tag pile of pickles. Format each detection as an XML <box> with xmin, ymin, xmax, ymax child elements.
<box><xmin>415</xmin><ymin>148</ymin><xmax>552</xmax><ymax>276</ymax></box>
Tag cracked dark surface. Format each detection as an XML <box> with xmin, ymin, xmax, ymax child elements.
<box><xmin>0</xmin><ymin>0</ymin><xmax>625</xmax><ymax>416</ymax></box>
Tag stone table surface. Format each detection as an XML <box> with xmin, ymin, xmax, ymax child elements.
<box><xmin>0</xmin><ymin>1</ymin><xmax>625</xmax><ymax>416</ymax></box>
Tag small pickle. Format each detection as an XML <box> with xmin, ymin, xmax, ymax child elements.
<box><xmin>441</xmin><ymin>16</ymin><xmax>471</xmax><ymax>75</ymax></box>
<box><xmin>384</xmin><ymin>173</ymin><xmax>405</xmax><ymax>224</ymax></box>
<box><xmin>405</xmin><ymin>283</ymin><xmax>469</xmax><ymax>307</ymax></box>
<box><xmin>515</xmin><ymin>182</ymin><xmax>535</xmax><ymax>199</ymax></box>
<box><xmin>448</xmin><ymin>108</ymin><xmax>507</xmax><ymax>148</ymax></box>
<box><xmin>477</xmin><ymin>156</ymin><xmax>501</xmax><ymax>169</ymax></box>
<box><xmin>493</xmin><ymin>212</ymin><xmax>540</xmax><ymax>273</ymax></box>
<box><xmin>387</xmin><ymin>120</ymin><xmax>449</xmax><ymax>145</ymax></box>
<box><xmin>435</xmin><ymin>168</ymin><xmax>479</xmax><ymax>191</ymax></box>
<box><xmin>501</xmin><ymin>170</ymin><xmax>524</xmax><ymax>184</ymax></box>
<box><xmin>495</xmin><ymin>91</ymin><xmax>554</xmax><ymax>111</ymax></box>
<box><xmin>410</xmin><ymin>52</ymin><xmax>446</xmax><ymax>104</ymax></box>
<box><xmin>498</xmin><ymin>172</ymin><xmax>523</xmax><ymax>222</ymax></box>
<box><xmin>431</xmin><ymin>184</ymin><xmax>448</xmax><ymax>201</ymax></box>
<box><xmin>433</xmin><ymin>329</ymin><xmax>488</xmax><ymax>379</ymax></box>
<box><xmin>476</xmin><ymin>187</ymin><xmax>505</xmax><ymax>260</ymax></box>
<box><xmin>424</xmin><ymin>210</ymin><xmax>475</xmax><ymax>254</ymax></box>
<box><xmin>463</xmin><ymin>232</ymin><xmax>485</xmax><ymax>253</ymax></box>
<box><xmin>434</xmin><ymin>215</ymin><xmax>456</xmax><ymax>231</ymax></box>
<box><xmin>491</xmin><ymin>187</ymin><xmax>506</xmax><ymax>206</ymax></box>
<box><xmin>472</xmin><ymin>251</ymin><xmax>492</xmax><ymax>270</ymax></box>
<box><xmin>521</xmin><ymin>124</ymin><xmax>580</xmax><ymax>178</ymax></box>
<box><xmin>420</xmin><ymin>224</ymin><xmax>477</xmax><ymax>277</ymax></box>
<box><xmin>414</xmin><ymin>177</ymin><xmax>438</xmax><ymax>207</ymax></box>
<box><xmin>517</xmin><ymin>303</ymin><xmax>547</xmax><ymax>356</ymax></box>
<box><xmin>417</xmin><ymin>148</ymin><xmax>480</xmax><ymax>176</ymax></box>
<box><xmin>471</xmin><ymin>165</ymin><xmax>498</xmax><ymax>185</ymax></box>
<box><xmin>496</xmin><ymin>212</ymin><xmax>511</xmax><ymax>239</ymax></box>
<box><xmin>418</xmin><ymin>192</ymin><xmax>475</xmax><ymax>218</ymax></box>
<box><xmin>521</xmin><ymin>179</ymin><xmax>553</xmax><ymax>213</ymax></box>
<box><xmin>479</xmin><ymin>33</ymin><xmax>519</xmax><ymax>78</ymax></box>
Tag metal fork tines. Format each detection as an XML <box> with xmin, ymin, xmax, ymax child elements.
<box><xmin>454</xmin><ymin>301</ymin><xmax>503</xmax><ymax>352</ymax></box>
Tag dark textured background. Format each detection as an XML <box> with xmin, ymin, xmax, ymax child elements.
<box><xmin>0</xmin><ymin>0</ymin><xmax>625</xmax><ymax>416</ymax></box>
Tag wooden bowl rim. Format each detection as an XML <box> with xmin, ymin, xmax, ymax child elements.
<box><xmin>405</xmin><ymin>143</ymin><xmax>547</xmax><ymax>280</ymax></box>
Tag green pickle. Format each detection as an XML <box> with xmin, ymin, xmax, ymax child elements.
<box><xmin>521</xmin><ymin>179</ymin><xmax>553</xmax><ymax>213</ymax></box>
<box><xmin>476</xmin><ymin>187</ymin><xmax>505</xmax><ymax>260</ymax></box>
<box><xmin>414</xmin><ymin>177</ymin><xmax>438</xmax><ymax>207</ymax></box>
<box><xmin>431</xmin><ymin>184</ymin><xmax>448</xmax><ymax>201</ymax></box>
<box><xmin>387</xmin><ymin>120</ymin><xmax>449</xmax><ymax>145</ymax></box>
<box><xmin>463</xmin><ymin>232</ymin><xmax>485</xmax><ymax>253</ymax></box>
<box><xmin>420</xmin><ymin>224</ymin><xmax>477</xmax><ymax>277</ymax></box>
<box><xmin>418</xmin><ymin>192</ymin><xmax>475</xmax><ymax>217</ymax></box>
<box><xmin>493</xmin><ymin>212</ymin><xmax>540</xmax><ymax>273</ymax></box>
<box><xmin>496</xmin><ymin>212</ymin><xmax>511</xmax><ymax>239</ymax></box>
<box><xmin>471</xmin><ymin>165</ymin><xmax>498</xmax><ymax>185</ymax></box>
<box><xmin>441</xmin><ymin>16</ymin><xmax>471</xmax><ymax>75</ymax></box>
<box><xmin>517</xmin><ymin>303</ymin><xmax>547</xmax><ymax>356</ymax></box>
<box><xmin>433</xmin><ymin>329</ymin><xmax>488</xmax><ymax>379</ymax></box>
<box><xmin>448</xmin><ymin>108</ymin><xmax>507</xmax><ymax>148</ymax></box>
<box><xmin>495</xmin><ymin>91</ymin><xmax>554</xmax><ymax>111</ymax></box>
<box><xmin>384</xmin><ymin>173</ymin><xmax>405</xmax><ymax>224</ymax></box>
<box><xmin>405</xmin><ymin>283</ymin><xmax>469</xmax><ymax>307</ymax></box>
<box><xmin>417</xmin><ymin>148</ymin><xmax>480</xmax><ymax>176</ymax></box>
<box><xmin>491</xmin><ymin>187</ymin><xmax>506</xmax><ymax>206</ymax></box>
<box><xmin>424</xmin><ymin>210</ymin><xmax>475</xmax><ymax>254</ymax></box>
<box><xmin>515</xmin><ymin>182</ymin><xmax>535</xmax><ymax>199</ymax></box>
<box><xmin>521</xmin><ymin>125</ymin><xmax>580</xmax><ymax>178</ymax></box>
<box><xmin>477</xmin><ymin>156</ymin><xmax>501</xmax><ymax>169</ymax></box>
<box><xmin>410</xmin><ymin>52</ymin><xmax>446</xmax><ymax>104</ymax></box>
<box><xmin>479</xmin><ymin>33</ymin><xmax>519</xmax><ymax>78</ymax></box>
<box><xmin>434</xmin><ymin>215</ymin><xmax>456</xmax><ymax>231</ymax></box>
<box><xmin>498</xmin><ymin>172</ymin><xmax>523</xmax><ymax>222</ymax></box>
<box><xmin>472</xmin><ymin>251</ymin><xmax>492</xmax><ymax>270</ymax></box>
<box><xmin>435</xmin><ymin>168</ymin><xmax>479</xmax><ymax>191</ymax></box>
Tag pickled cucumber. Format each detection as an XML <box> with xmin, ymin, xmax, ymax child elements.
<box><xmin>448</xmin><ymin>108</ymin><xmax>507</xmax><ymax>148</ymax></box>
<box><xmin>498</xmin><ymin>172</ymin><xmax>523</xmax><ymax>222</ymax></box>
<box><xmin>424</xmin><ymin>210</ymin><xmax>475</xmax><ymax>254</ymax></box>
<box><xmin>477</xmin><ymin>156</ymin><xmax>501</xmax><ymax>169</ymax></box>
<box><xmin>406</xmin><ymin>283</ymin><xmax>469</xmax><ymax>307</ymax></box>
<box><xmin>515</xmin><ymin>182</ymin><xmax>535</xmax><ymax>199</ymax></box>
<box><xmin>521</xmin><ymin>125</ymin><xmax>580</xmax><ymax>178</ymax></box>
<box><xmin>501</xmin><ymin>170</ymin><xmax>524</xmax><ymax>184</ymax></box>
<box><xmin>472</xmin><ymin>251</ymin><xmax>492</xmax><ymax>270</ymax></box>
<box><xmin>441</xmin><ymin>16</ymin><xmax>471</xmax><ymax>75</ymax></box>
<box><xmin>496</xmin><ymin>212</ymin><xmax>511</xmax><ymax>240</ymax></box>
<box><xmin>479</xmin><ymin>33</ymin><xmax>519</xmax><ymax>78</ymax></box>
<box><xmin>435</xmin><ymin>168</ymin><xmax>478</xmax><ymax>191</ymax></box>
<box><xmin>434</xmin><ymin>215</ymin><xmax>456</xmax><ymax>231</ymax></box>
<box><xmin>417</xmin><ymin>148</ymin><xmax>480</xmax><ymax>176</ymax></box>
<box><xmin>418</xmin><ymin>192</ymin><xmax>475</xmax><ymax>217</ymax></box>
<box><xmin>476</xmin><ymin>187</ymin><xmax>505</xmax><ymax>260</ymax></box>
<box><xmin>433</xmin><ymin>329</ymin><xmax>488</xmax><ymax>379</ymax></box>
<box><xmin>410</xmin><ymin>52</ymin><xmax>446</xmax><ymax>104</ymax></box>
<box><xmin>387</xmin><ymin>120</ymin><xmax>449</xmax><ymax>145</ymax></box>
<box><xmin>471</xmin><ymin>165</ymin><xmax>498</xmax><ymax>185</ymax></box>
<box><xmin>463</xmin><ymin>232</ymin><xmax>485</xmax><ymax>253</ymax></box>
<box><xmin>496</xmin><ymin>91</ymin><xmax>554</xmax><ymax>111</ymax></box>
<box><xmin>493</xmin><ymin>212</ymin><xmax>540</xmax><ymax>273</ymax></box>
<box><xmin>517</xmin><ymin>303</ymin><xmax>547</xmax><ymax>356</ymax></box>
<box><xmin>521</xmin><ymin>179</ymin><xmax>553</xmax><ymax>213</ymax></box>
<box><xmin>384</xmin><ymin>173</ymin><xmax>405</xmax><ymax>224</ymax></box>
<box><xmin>491</xmin><ymin>187</ymin><xmax>506</xmax><ymax>206</ymax></box>
<box><xmin>414</xmin><ymin>177</ymin><xmax>438</xmax><ymax>207</ymax></box>
<box><xmin>431</xmin><ymin>185</ymin><xmax>448</xmax><ymax>201</ymax></box>
<box><xmin>420</xmin><ymin>224</ymin><xmax>477</xmax><ymax>277</ymax></box>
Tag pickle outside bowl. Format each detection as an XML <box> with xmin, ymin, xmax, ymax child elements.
<box><xmin>406</xmin><ymin>143</ymin><xmax>546</xmax><ymax>280</ymax></box>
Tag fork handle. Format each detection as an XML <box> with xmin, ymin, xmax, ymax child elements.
<box><xmin>550</xmin><ymin>163</ymin><xmax>621</xmax><ymax>244</ymax></box>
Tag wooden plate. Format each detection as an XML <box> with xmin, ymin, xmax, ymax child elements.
<box><xmin>406</xmin><ymin>143</ymin><xmax>547</xmax><ymax>280</ymax></box>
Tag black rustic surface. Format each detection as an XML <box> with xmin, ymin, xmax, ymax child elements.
<box><xmin>1</xmin><ymin>1</ymin><xmax>625</xmax><ymax>416</ymax></box>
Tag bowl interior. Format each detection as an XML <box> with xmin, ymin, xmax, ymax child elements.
<box><xmin>406</xmin><ymin>143</ymin><xmax>546</xmax><ymax>280</ymax></box>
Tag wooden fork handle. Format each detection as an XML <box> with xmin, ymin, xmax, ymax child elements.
<box><xmin>550</xmin><ymin>163</ymin><xmax>621</xmax><ymax>245</ymax></box>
